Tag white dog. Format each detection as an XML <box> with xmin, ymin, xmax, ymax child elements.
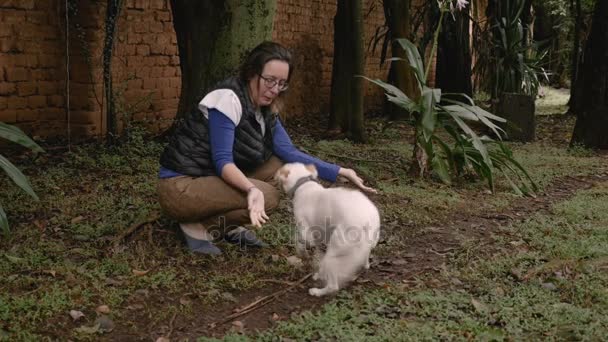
<box><xmin>275</xmin><ymin>163</ymin><xmax>380</xmax><ymax>296</ymax></box>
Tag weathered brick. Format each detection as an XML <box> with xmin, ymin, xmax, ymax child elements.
<box><xmin>156</xmin><ymin>78</ymin><xmax>170</xmax><ymax>88</ymax></box>
<box><xmin>163</xmin><ymin>45</ymin><xmax>177</xmax><ymax>55</ymax></box>
<box><xmin>134</xmin><ymin>66</ymin><xmax>150</xmax><ymax>78</ymax></box>
<box><xmin>149</xmin><ymin>22</ymin><xmax>163</xmax><ymax>33</ymax></box>
<box><xmin>155</xmin><ymin>10</ymin><xmax>171</xmax><ymax>21</ymax></box>
<box><xmin>14</xmin><ymin>54</ymin><xmax>39</xmax><ymax>68</ymax></box>
<box><xmin>149</xmin><ymin>67</ymin><xmax>163</xmax><ymax>78</ymax></box>
<box><xmin>28</xmin><ymin>95</ymin><xmax>46</xmax><ymax>108</ymax></box>
<box><xmin>17</xmin><ymin>82</ymin><xmax>37</xmax><ymax>96</ymax></box>
<box><xmin>38</xmin><ymin>81</ymin><xmax>59</xmax><ymax>95</ymax></box>
<box><xmin>43</xmin><ymin>108</ymin><xmax>65</xmax><ymax>120</ymax></box>
<box><xmin>12</xmin><ymin>57</ymin><xmax>37</xmax><ymax>74</ymax></box>
<box><xmin>133</xmin><ymin>22</ymin><xmax>147</xmax><ymax>33</ymax></box>
<box><xmin>170</xmin><ymin>56</ymin><xmax>180</xmax><ymax>66</ymax></box>
<box><xmin>142</xmin><ymin>78</ymin><xmax>157</xmax><ymax>90</ymax></box>
<box><xmin>168</xmin><ymin>77</ymin><xmax>181</xmax><ymax>88</ymax></box>
<box><xmin>0</xmin><ymin>24</ymin><xmax>13</xmax><ymax>37</ymax></box>
<box><xmin>71</xmin><ymin>111</ymin><xmax>99</xmax><ymax>124</ymax></box>
<box><xmin>7</xmin><ymin>97</ymin><xmax>27</xmax><ymax>109</ymax></box>
<box><xmin>48</xmin><ymin>95</ymin><xmax>65</xmax><ymax>107</ymax></box>
<box><xmin>161</xmin><ymin>87</ymin><xmax>178</xmax><ymax>99</ymax></box>
<box><xmin>0</xmin><ymin>109</ymin><xmax>17</xmax><ymax>123</ymax></box>
<box><xmin>0</xmin><ymin>82</ymin><xmax>16</xmax><ymax>95</ymax></box>
<box><xmin>162</xmin><ymin>67</ymin><xmax>175</xmax><ymax>77</ymax></box>
<box><xmin>149</xmin><ymin>44</ymin><xmax>164</xmax><ymax>55</ymax></box>
<box><xmin>16</xmin><ymin>109</ymin><xmax>39</xmax><ymax>122</ymax></box>
<box><xmin>136</xmin><ymin>44</ymin><xmax>150</xmax><ymax>56</ymax></box>
<box><xmin>149</xmin><ymin>0</ymin><xmax>165</xmax><ymax>10</ymax></box>
<box><xmin>155</xmin><ymin>56</ymin><xmax>170</xmax><ymax>66</ymax></box>
<box><xmin>0</xmin><ymin>97</ymin><xmax>7</xmax><ymax>110</ymax></box>
<box><xmin>26</xmin><ymin>11</ymin><xmax>47</xmax><ymax>24</ymax></box>
<box><xmin>127</xmin><ymin>78</ymin><xmax>142</xmax><ymax>89</ymax></box>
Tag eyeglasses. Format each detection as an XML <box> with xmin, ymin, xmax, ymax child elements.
<box><xmin>259</xmin><ymin>74</ymin><xmax>289</xmax><ymax>91</ymax></box>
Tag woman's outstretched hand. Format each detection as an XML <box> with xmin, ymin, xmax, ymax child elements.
<box><xmin>247</xmin><ymin>187</ymin><xmax>269</xmax><ymax>228</ymax></box>
<box><xmin>338</xmin><ymin>168</ymin><xmax>378</xmax><ymax>194</ymax></box>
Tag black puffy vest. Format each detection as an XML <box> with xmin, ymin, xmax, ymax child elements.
<box><xmin>159</xmin><ymin>77</ymin><xmax>276</xmax><ymax>177</ymax></box>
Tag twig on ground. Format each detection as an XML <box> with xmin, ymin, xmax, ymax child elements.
<box><xmin>253</xmin><ymin>279</ymin><xmax>297</xmax><ymax>286</ymax></box>
<box><xmin>111</xmin><ymin>211</ymin><xmax>160</xmax><ymax>248</ymax></box>
<box><xmin>304</xmin><ymin>148</ymin><xmax>392</xmax><ymax>164</ymax></box>
<box><xmin>210</xmin><ymin>273</ymin><xmax>312</xmax><ymax>328</ymax></box>
<box><xmin>166</xmin><ymin>312</ymin><xmax>177</xmax><ymax>338</ymax></box>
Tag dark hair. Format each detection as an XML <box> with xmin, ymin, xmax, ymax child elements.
<box><xmin>239</xmin><ymin>41</ymin><xmax>293</xmax><ymax>83</ymax></box>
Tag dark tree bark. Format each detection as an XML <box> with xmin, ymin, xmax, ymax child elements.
<box><xmin>435</xmin><ymin>4</ymin><xmax>472</xmax><ymax>97</ymax></box>
<box><xmin>383</xmin><ymin>0</ymin><xmax>418</xmax><ymax>120</ymax></box>
<box><xmin>571</xmin><ymin>0</ymin><xmax>608</xmax><ymax>149</ymax></box>
<box><xmin>170</xmin><ymin>0</ymin><xmax>229</xmax><ymax>122</ymax></box>
<box><xmin>103</xmin><ymin>0</ymin><xmax>124</xmax><ymax>144</ymax></box>
<box><xmin>568</xmin><ymin>0</ymin><xmax>583</xmax><ymax>112</ymax></box>
<box><xmin>328</xmin><ymin>0</ymin><xmax>366</xmax><ymax>142</ymax></box>
<box><xmin>169</xmin><ymin>0</ymin><xmax>276</xmax><ymax>130</ymax></box>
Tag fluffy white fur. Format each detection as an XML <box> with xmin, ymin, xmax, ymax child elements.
<box><xmin>275</xmin><ymin>163</ymin><xmax>380</xmax><ymax>296</ymax></box>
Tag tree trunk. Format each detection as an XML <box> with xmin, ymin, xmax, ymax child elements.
<box><xmin>435</xmin><ymin>3</ymin><xmax>472</xmax><ymax>97</ymax></box>
<box><xmin>103</xmin><ymin>0</ymin><xmax>124</xmax><ymax>144</ymax></box>
<box><xmin>383</xmin><ymin>0</ymin><xmax>418</xmax><ymax>120</ymax></box>
<box><xmin>328</xmin><ymin>0</ymin><xmax>366</xmax><ymax>142</ymax></box>
<box><xmin>570</xmin><ymin>0</ymin><xmax>608</xmax><ymax>149</ymax></box>
<box><xmin>568</xmin><ymin>0</ymin><xmax>583</xmax><ymax>113</ymax></box>
<box><xmin>350</xmin><ymin>0</ymin><xmax>365</xmax><ymax>142</ymax></box>
<box><xmin>328</xmin><ymin>0</ymin><xmax>350</xmax><ymax>132</ymax></box>
<box><xmin>169</xmin><ymin>0</ymin><xmax>276</xmax><ymax>126</ymax></box>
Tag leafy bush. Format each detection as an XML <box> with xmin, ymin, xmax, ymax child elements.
<box><xmin>0</xmin><ymin>122</ymin><xmax>43</xmax><ymax>233</ymax></box>
<box><xmin>362</xmin><ymin>2</ymin><xmax>537</xmax><ymax>195</ymax></box>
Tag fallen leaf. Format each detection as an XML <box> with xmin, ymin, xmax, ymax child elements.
<box><xmin>471</xmin><ymin>298</ymin><xmax>489</xmax><ymax>313</ymax></box>
<box><xmin>95</xmin><ymin>305</ymin><xmax>110</xmax><ymax>314</ymax></box>
<box><xmin>74</xmin><ymin>323</ymin><xmax>101</xmax><ymax>334</ymax></box>
<box><xmin>271</xmin><ymin>313</ymin><xmax>280</xmax><ymax>321</ymax></box>
<box><xmin>156</xmin><ymin>338</ymin><xmax>171</xmax><ymax>342</ymax></box>
<box><xmin>231</xmin><ymin>320</ymin><xmax>245</xmax><ymax>333</ymax></box>
<box><xmin>43</xmin><ymin>270</ymin><xmax>57</xmax><ymax>277</ymax></box>
<box><xmin>542</xmin><ymin>282</ymin><xmax>557</xmax><ymax>291</ymax></box>
<box><xmin>286</xmin><ymin>255</ymin><xmax>303</xmax><ymax>267</ymax></box>
<box><xmin>132</xmin><ymin>269</ymin><xmax>150</xmax><ymax>276</ymax></box>
<box><xmin>127</xmin><ymin>304</ymin><xmax>145</xmax><ymax>310</ymax></box>
<box><xmin>95</xmin><ymin>315</ymin><xmax>115</xmax><ymax>333</ymax></box>
<box><xmin>179</xmin><ymin>297</ymin><xmax>191</xmax><ymax>306</ymax></box>
<box><xmin>71</xmin><ymin>216</ymin><xmax>85</xmax><ymax>224</ymax></box>
<box><xmin>69</xmin><ymin>310</ymin><xmax>85</xmax><ymax>321</ymax></box>
<box><xmin>271</xmin><ymin>254</ymin><xmax>280</xmax><ymax>262</ymax></box>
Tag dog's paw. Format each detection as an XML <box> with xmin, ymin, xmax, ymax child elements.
<box><xmin>308</xmin><ymin>288</ymin><xmax>324</xmax><ymax>296</ymax></box>
<box><xmin>312</xmin><ymin>272</ymin><xmax>320</xmax><ymax>280</ymax></box>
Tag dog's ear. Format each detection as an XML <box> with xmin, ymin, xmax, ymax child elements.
<box><xmin>275</xmin><ymin>167</ymin><xmax>290</xmax><ymax>182</ymax></box>
<box><xmin>305</xmin><ymin>164</ymin><xmax>318</xmax><ymax>179</ymax></box>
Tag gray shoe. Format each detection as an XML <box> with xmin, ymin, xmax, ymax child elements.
<box><xmin>225</xmin><ymin>227</ymin><xmax>268</xmax><ymax>248</ymax></box>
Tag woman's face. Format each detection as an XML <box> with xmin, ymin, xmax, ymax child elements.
<box><xmin>249</xmin><ymin>60</ymin><xmax>289</xmax><ymax>107</ymax></box>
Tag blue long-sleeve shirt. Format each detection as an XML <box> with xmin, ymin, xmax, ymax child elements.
<box><xmin>159</xmin><ymin>108</ymin><xmax>340</xmax><ymax>182</ymax></box>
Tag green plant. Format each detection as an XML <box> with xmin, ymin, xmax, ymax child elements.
<box><xmin>491</xmin><ymin>0</ymin><xmax>549</xmax><ymax>98</ymax></box>
<box><xmin>363</xmin><ymin>0</ymin><xmax>537</xmax><ymax>195</ymax></box>
<box><xmin>0</xmin><ymin>122</ymin><xmax>43</xmax><ymax>233</ymax></box>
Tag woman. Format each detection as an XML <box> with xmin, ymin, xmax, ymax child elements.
<box><xmin>158</xmin><ymin>41</ymin><xmax>375</xmax><ymax>255</ymax></box>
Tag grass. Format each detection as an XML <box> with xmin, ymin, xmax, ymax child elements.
<box><xmin>0</xmin><ymin>110</ymin><xmax>606</xmax><ymax>340</ymax></box>
<box><xmin>216</xmin><ymin>181</ymin><xmax>608</xmax><ymax>341</ymax></box>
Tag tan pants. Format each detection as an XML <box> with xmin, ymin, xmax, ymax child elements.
<box><xmin>157</xmin><ymin>156</ymin><xmax>283</xmax><ymax>236</ymax></box>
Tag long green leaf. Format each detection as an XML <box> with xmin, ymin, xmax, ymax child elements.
<box><xmin>0</xmin><ymin>122</ymin><xmax>44</xmax><ymax>153</ymax></box>
<box><xmin>420</xmin><ymin>87</ymin><xmax>437</xmax><ymax>142</ymax></box>
<box><xmin>0</xmin><ymin>202</ymin><xmax>8</xmax><ymax>234</ymax></box>
<box><xmin>395</xmin><ymin>38</ymin><xmax>426</xmax><ymax>85</ymax></box>
<box><xmin>359</xmin><ymin>76</ymin><xmax>417</xmax><ymax>112</ymax></box>
<box><xmin>447</xmin><ymin>112</ymin><xmax>491</xmax><ymax>166</ymax></box>
<box><xmin>0</xmin><ymin>155</ymin><xmax>38</xmax><ymax>200</ymax></box>
<box><xmin>431</xmin><ymin>154</ymin><xmax>451</xmax><ymax>185</ymax></box>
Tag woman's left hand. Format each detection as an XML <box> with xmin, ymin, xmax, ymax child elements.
<box><xmin>338</xmin><ymin>168</ymin><xmax>378</xmax><ymax>194</ymax></box>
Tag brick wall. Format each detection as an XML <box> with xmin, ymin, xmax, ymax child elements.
<box><xmin>273</xmin><ymin>0</ymin><xmax>389</xmax><ymax>117</ymax></box>
<box><xmin>0</xmin><ymin>0</ymin><xmax>70</xmax><ymax>138</ymax></box>
<box><xmin>0</xmin><ymin>0</ymin><xmax>389</xmax><ymax>139</ymax></box>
